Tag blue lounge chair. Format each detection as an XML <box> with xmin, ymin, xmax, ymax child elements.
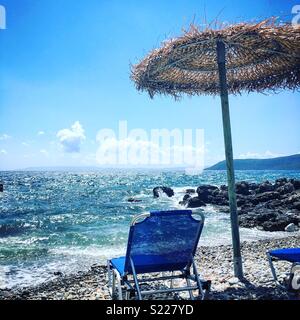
<box><xmin>267</xmin><ymin>248</ymin><xmax>300</xmax><ymax>291</ymax></box>
<box><xmin>107</xmin><ymin>210</ymin><xmax>211</xmax><ymax>300</ymax></box>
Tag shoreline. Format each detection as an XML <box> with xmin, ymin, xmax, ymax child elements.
<box><xmin>1</xmin><ymin>234</ymin><xmax>299</xmax><ymax>300</ymax></box>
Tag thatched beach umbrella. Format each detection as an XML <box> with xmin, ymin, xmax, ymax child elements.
<box><xmin>131</xmin><ymin>19</ymin><xmax>300</xmax><ymax>278</ymax></box>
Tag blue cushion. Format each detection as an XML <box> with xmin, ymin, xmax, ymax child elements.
<box><xmin>110</xmin><ymin>254</ymin><xmax>189</xmax><ymax>275</ymax></box>
<box><xmin>269</xmin><ymin>248</ymin><xmax>300</xmax><ymax>263</ymax></box>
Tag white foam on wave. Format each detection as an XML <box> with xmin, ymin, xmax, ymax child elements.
<box><xmin>49</xmin><ymin>244</ymin><xmax>126</xmax><ymax>260</ymax></box>
<box><xmin>0</xmin><ymin>236</ymin><xmax>50</xmax><ymax>246</ymax></box>
<box><xmin>0</xmin><ymin>263</ymin><xmax>57</xmax><ymax>290</ymax></box>
<box><xmin>0</xmin><ymin>244</ymin><xmax>127</xmax><ymax>290</ymax></box>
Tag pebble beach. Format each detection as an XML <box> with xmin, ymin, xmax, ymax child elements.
<box><xmin>1</xmin><ymin>235</ymin><xmax>299</xmax><ymax>300</ymax></box>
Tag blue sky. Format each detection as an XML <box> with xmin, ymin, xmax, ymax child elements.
<box><xmin>0</xmin><ymin>0</ymin><xmax>299</xmax><ymax>170</ymax></box>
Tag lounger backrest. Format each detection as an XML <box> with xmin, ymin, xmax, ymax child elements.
<box><xmin>124</xmin><ymin>210</ymin><xmax>204</xmax><ymax>274</ymax></box>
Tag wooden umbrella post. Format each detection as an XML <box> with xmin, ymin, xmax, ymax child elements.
<box><xmin>216</xmin><ymin>39</ymin><xmax>243</xmax><ymax>279</ymax></box>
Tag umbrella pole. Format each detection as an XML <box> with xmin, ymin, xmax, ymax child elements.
<box><xmin>216</xmin><ymin>40</ymin><xmax>243</xmax><ymax>279</ymax></box>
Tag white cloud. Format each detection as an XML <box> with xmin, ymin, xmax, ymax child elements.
<box><xmin>40</xmin><ymin>149</ymin><xmax>49</xmax><ymax>157</ymax></box>
<box><xmin>238</xmin><ymin>150</ymin><xmax>285</xmax><ymax>159</ymax></box>
<box><xmin>23</xmin><ymin>154</ymin><xmax>35</xmax><ymax>159</ymax></box>
<box><xmin>37</xmin><ymin>131</ymin><xmax>45</xmax><ymax>136</ymax></box>
<box><xmin>22</xmin><ymin>142</ymin><xmax>30</xmax><ymax>147</ymax></box>
<box><xmin>0</xmin><ymin>134</ymin><xmax>11</xmax><ymax>140</ymax></box>
<box><xmin>0</xmin><ymin>149</ymin><xmax>7</xmax><ymax>155</ymax></box>
<box><xmin>57</xmin><ymin>121</ymin><xmax>86</xmax><ymax>153</ymax></box>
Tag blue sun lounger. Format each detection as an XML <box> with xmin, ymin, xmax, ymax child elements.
<box><xmin>107</xmin><ymin>210</ymin><xmax>211</xmax><ymax>300</ymax></box>
<box><xmin>267</xmin><ymin>248</ymin><xmax>300</xmax><ymax>291</ymax></box>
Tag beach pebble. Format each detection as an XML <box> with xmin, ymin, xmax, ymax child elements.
<box><xmin>228</xmin><ymin>277</ymin><xmax>240</xmax><ymax>285</ymax></box>
<box><xmin>285</xmin><ymin>223</ymin><xmax>299</xmax><ymax>232</ymax></box>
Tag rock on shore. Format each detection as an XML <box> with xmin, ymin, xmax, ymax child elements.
<box><xmin>178</xmin><ymin>178</ymin><xmax>300</xmax><ymax>232</ymax></box>
<box><xmin>153</xmin><ymin>186</ymin><xmax>174</xmax><ymax>198</ymax></box>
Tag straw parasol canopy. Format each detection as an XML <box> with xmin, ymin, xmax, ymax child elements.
<box><xmin>131</xmin><ymin>19</ymin><xmax>300</xmax><ymax>98</ymax></box>
<box><xmin>130</xmin><ymin>19</ymin><xmax>300</xmax><ymax>279</ymax></box>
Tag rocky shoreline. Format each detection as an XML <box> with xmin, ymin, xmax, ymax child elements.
<box><xmin>1</xmin><ymin>235</ymin><xmax>299</xmax><ymax>300</ymax></box>
<box><xmin>153</xmin><ymin>178</ymin><xmax>300</xmax><ymax>232</ymax></box>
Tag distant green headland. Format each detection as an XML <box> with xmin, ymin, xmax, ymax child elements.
<box><xmin>206</xmin><ymin>154</ymin><xmax>300</xmax><ymax>170</ymax></box>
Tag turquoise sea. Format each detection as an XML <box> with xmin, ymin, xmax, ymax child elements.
<box><xmin>1</xmin><ymin>169</ymin><xmax>300</xmax><ymax>289</ymax></box>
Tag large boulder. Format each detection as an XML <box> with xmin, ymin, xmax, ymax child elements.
<box><xmin>275</xmin><ymin>178</ymin><xmax>288</xmax><ymax>187</ymax></box>
<box><xmin>264</xmin><ymin>199</ymin><xmax>284</xmax><ymax>209</ymax></box>
<box><xmin>179</xmin><ymin>192</ymin><xmax>196</xmax><ymax>206</ymax></box>
<box><xmin>276</xmin><ymin>182</ymin><xmax>295</xmax><ymax>195</ymax></box>
<box><xmin>285</xmin><ymin>210</ymin><xmax>300</xmax><ymax>222</ymax></box>
<box><xmin>236</xmin><ymin>196</ymin><xmax>247</xmax><ymax>207</ymax></box>
<box><xmin>282</xmin><ymin>194</ymin><xmax>300</xmax><ymax>205</ymax></box>
<box><xmin>256</xmin><ymin>181</ymin><xmax>275</xmax><ymax>193</ymax></box>
<box><xmin>238</xmin><ymin>212</ymin><xmax>259</xmax><ymax>228</ymax></box>
<box><xmin>220</xmin><ymin>185</ymin><xmax>228</xmax><ymax>191</ymax></box>
<box><xmin>153</xmin><ymin>186</ymin><xmax>174</xmax><ymax>198</ymax></box>
<box><xmin>255</xmin><ymin>211</ymin><xmax>278</xmax><ymax>222</ymax></box>
<box><xmin>239</xmin><ymin>207</ymin><xmax>300</xmax><ymax>231</ymax></box>
<box><xmin>196</xmin><ymin>185</ymin><xmax>219</xmax><ymax>202</ymax></box>
<box><xmin>289</xmin><ymin>179</ymin><xmax>300</xmax><ymax>190</ymax></box>
<box><xmin>211</xmin><ymin>188</ymin><xmax>220</xmax><ymax>197</ymax></box>
<box><xmin>179</xmin><ymin>194</ymin><xmax>192</xmax><ymax>206</ymax></box>
<box><xmin>255</xmin><ymin>191</ymin><xmax>280</xmax><ymax>203</ymax></box>
<box><xmin>183</xmin><ymin>194</ymin><xmax>191</xmax><ymax>201</ymax></box>
<box><xmin>212</xmin><ymin>196</ymin><xmax>229</xmax><ymax>206</ymax></box>
<box><xmin>185</xmin><ymin>188</ymin><xmax>195</xmax><ymax>194</ymax></box>
<box><xmin>261</xmin><ymin>212</ymin><xmax>299</xmax><ymax>231</ymax></box>
<box><xmin>218</xmin><ymin>190</ymin><xmax>229</xmax><ymax>199</ymax></box>
<box><xmin>187</xmin><ymin>196</ymin><xmax>206</xmax><ymax>208</ymax></box>
<box><xmin>235</xmin><ymin>181</ymin><xmax>250</xmax><ymax>195</ymax></box>
<box><xmin>292</xmin><ymin>202</ymin><xmax>300</xmax><ymax>210</ymax></box>
<box><xmin>196</xmin><ymin>185</ymin><xmax>218</xmax><ymax>192</ymax></box>
<box><xmin>261</xmin><ymin>220</ymin><xmax>289</xmax><ymax>232</ymax></box>
<box><xmin>248</xmin><ymin>183</ymin><xmax>259</xmax><ymax>191</ymax></box>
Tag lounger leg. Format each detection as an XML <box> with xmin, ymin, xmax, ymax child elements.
<box><xmin>130</xmin><ymin>257</ymin><xmax>142</xmax><ymax>300</ymax></box>
<box><xmin>184</xmin><ymin>272</ymin><xmax>194</xmax><ymax>300</ymax></box>
<box><xmin>170</xmin><ymin>271</ymin><xmax>174</xmax><ymax>289</ymax></box>
<box><xmin>107</xmin><ymin>260</ymin><xmax>113</xmax><ymax>291</ymax></box>
<box><xmin>112</xmin><ymin>270</ymin><xmax>116</xmax><ymax>297</ymax></box>
<box><xmin>107</xmin><ymin>260</ymin><xmax>116</xmax><ymax>298</ymax></box>
<box><xmin>267</xmin><ymin>252</ymin><xmax>283</xmax><ymax>287</ymax></box>
<box><xmin>112</xmin><ymin>269</ymin><xmax>123</xmax><ymax>300</ymax></box>
<box><xmin>124</xmin><ymin>277</ymin><xmax>131</xmax><ymax>300</ymax></box>
<box><xmin>267</xmin><ymin>253</ymin><xmax>278</xmax><ymax>282</ymax></box>
<box><xmin>191</xmin><ymin>256</ymin><xmax>204</xmax><ymax>300</ymax></box>
<box><xmin>107</xmin><ymin>261</ymin><xmax>111</xmax><ymax>286</ymax></box>
<box><xmin>116</xmin><ymin>273</ymin><xmax>123</xmax><ymax>300</ymax></box>
<box><xmin>125</xmin><ymin>289</ymin><xmax>130</xmax><ymax>300</ymax></box>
